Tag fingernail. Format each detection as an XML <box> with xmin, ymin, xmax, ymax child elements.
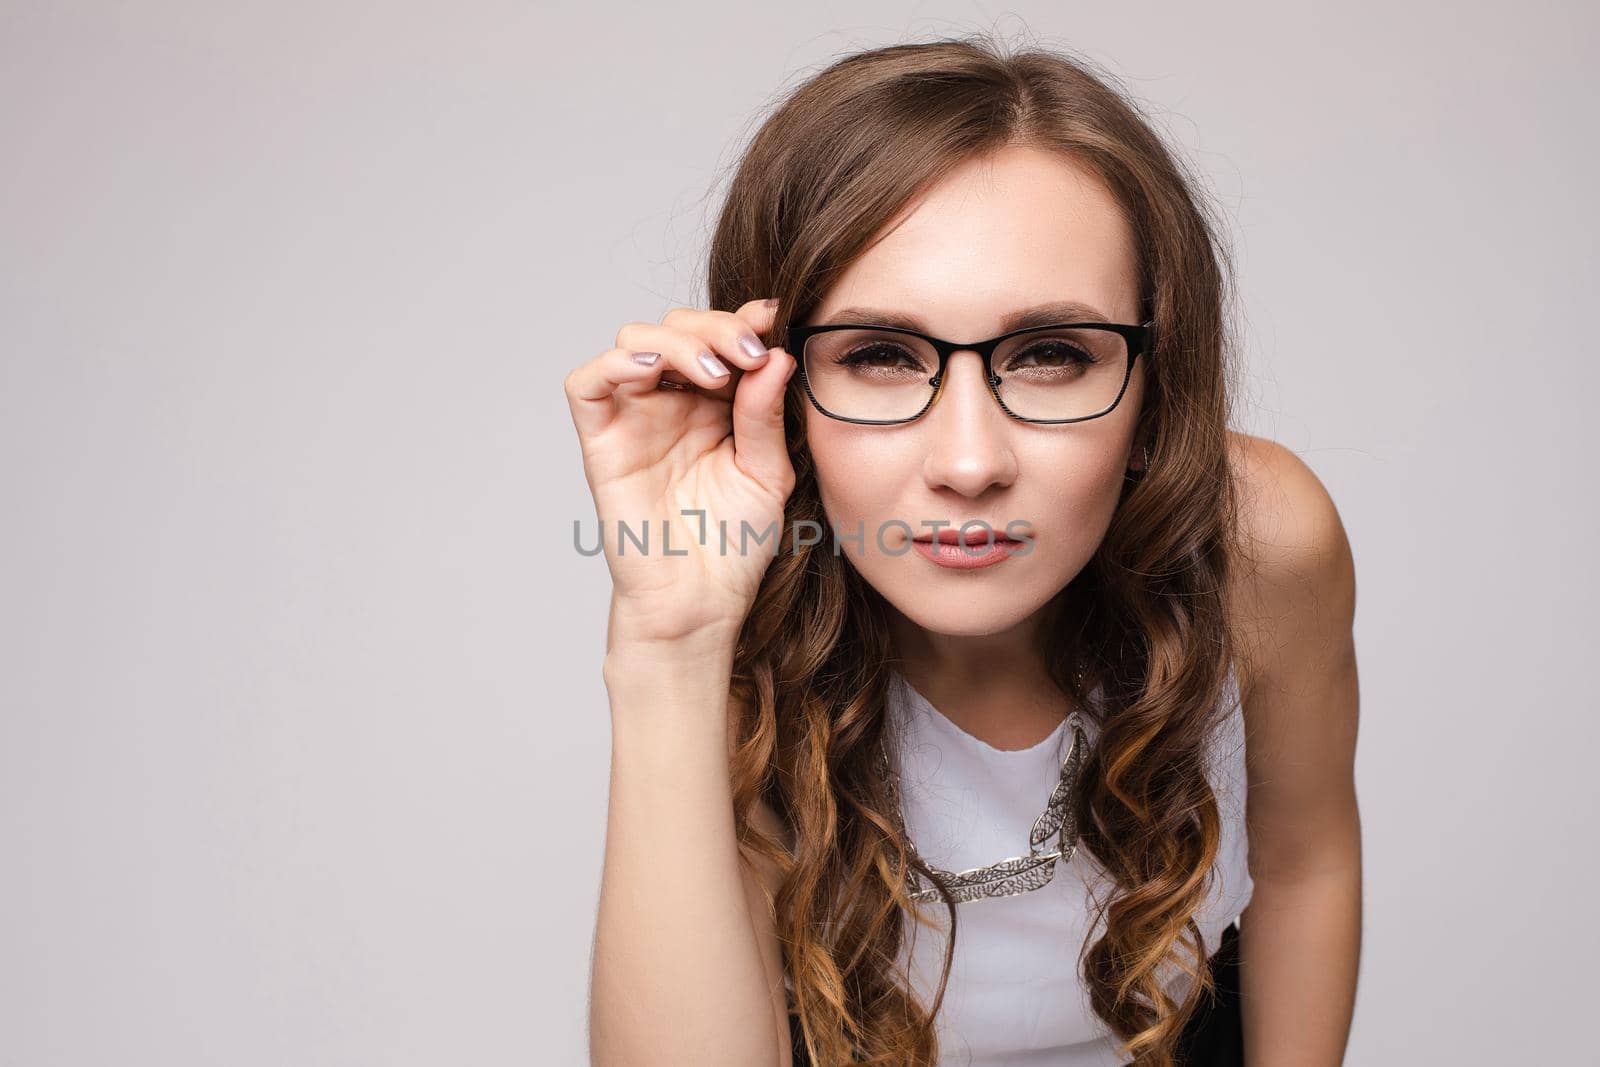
<box><xmin>785</xmin><ymin>361</ymin><xmax>797</xmax><ymax>383</ymax></box>
<box><xmin>763</xmin><ymin>297</ymin><xmax>780</xmax><ymax>307</ymax></box>
<box><xmin>737</xmin><ymin>333</ymin><xmax>768</xmax><ymax>361</ymax></box>
<box><xmin>697</xmin><ymin>351</ymin><xmax>730</xmax><ymax>379</ymax></box>
<box><xmin>631</xmin><ymin>351</ymin><xmax>660</xmax><ymax>365</ymax></box>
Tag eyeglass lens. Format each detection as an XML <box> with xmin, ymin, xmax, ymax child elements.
<box><xmin>801</xmin><ymin>326</ymin><xmax>1131</xmax><ymax>422</ymax></box>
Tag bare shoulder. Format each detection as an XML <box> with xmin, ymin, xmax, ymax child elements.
<box><xmin>1223</xmin><ymin>432</ymin><xmax>1362</xmax><ymax>885</ymax></box>
<box><xmin>1224</xmin><ymin>431</ymin><xmax>1358</xmax><ymax>702</ymax></box>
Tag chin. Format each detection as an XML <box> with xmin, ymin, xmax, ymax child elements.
<box><xmin>893</xmin><ymin>609</ymin><xmax>1032</xmax><ymax>639</ymax></box>
<box><xmin>868</xmin><ymin>540</ymin><xmax>1093</xmax><ymax>633</ymax></box>
<box><xmin>870</xmin><ymin>572</ymin><xmax>1052</xmax><ymax>638</ymax></box>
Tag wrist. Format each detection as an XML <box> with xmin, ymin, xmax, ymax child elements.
<box><xmin>602</xmin><ymin>638</ymin><xmax>739</xmax><ymax>725</ymax></box>
<box><xmin>606</xmin><ymin>596</ymin><xmax>745</xmax><ymax>655</ymax></box>
<box><xmin>604</xmin><ymin>632</ymin><xmax>736</xmax><ymax>677</ymax></box>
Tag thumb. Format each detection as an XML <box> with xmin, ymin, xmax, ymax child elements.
<box><xmin>730</xmin><ymin>346</ymin><xmax>797</xmax><ymax>498</ymax></box>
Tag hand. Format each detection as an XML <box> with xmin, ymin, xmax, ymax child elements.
<box><xmin>565</xmin><ymin>298</ymin><xmax>798</xmax><ymax>648</ymax></box>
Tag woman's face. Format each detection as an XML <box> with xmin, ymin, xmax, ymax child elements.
<box><xmin>801</xmin><ymin>144</ymin><xmax>1146</xmax><ymax>644</ymax></box>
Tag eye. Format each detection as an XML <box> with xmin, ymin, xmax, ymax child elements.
<box><xmin>1008</xmin><ymin>339</ymin><xmax>1097</xmax><ymax>370</ymax></box>
<box><xmin>837</xmin><ymin>341</ymin><xmax>920</xmax><ymax>368</ymax></box>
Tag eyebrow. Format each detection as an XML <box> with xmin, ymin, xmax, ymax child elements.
<box><xmin>822</xmin><ymin>300</ymin><xmax>1118</xmax><ymax>335</ymax></box>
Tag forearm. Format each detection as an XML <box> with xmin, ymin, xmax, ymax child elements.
<box><xmin>588</xmin><ymin>637</ymin><xmax>779</xmax><ymax>1067</ymax></box>
<box><xmin>1238</xmin><ymin>862</ymin><xmax>1362</xmax><ymax>1066</ymax></box>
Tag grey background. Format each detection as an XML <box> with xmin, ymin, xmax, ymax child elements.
<box><xmin>2</xmin><ymin>2</ymin><xmax>1594</xmax><ymax>1064</ymax></box>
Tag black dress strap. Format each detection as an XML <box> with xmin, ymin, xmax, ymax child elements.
<box><xmin>1175</xmin><ymin>920</ymin><xmax>1245</xmax><ymax>1065</ymax></box>
<box><xmin>787</xmin><ymin>1004</ymin><xmax>810</xmax><ymax>1067</ymax></box>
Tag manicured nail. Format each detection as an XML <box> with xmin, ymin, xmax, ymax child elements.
<box><xmin>697</xmin><ymin>351</ymin><xmax>730</xmax><ymax>379</ymax></box>
<box><xmin>763</xmin><ymin>297</ymin><xmax>780</xmax><ymax>307</ymax></box>
<box><xmin>737</xmin><ymin>333</ymin><xmax>768</xmax><ymax>361</ymax></box>
<box><xmin>631</xmin><ymin>351</ymin><xmax>660</xmax><ymax>365</ymax></box>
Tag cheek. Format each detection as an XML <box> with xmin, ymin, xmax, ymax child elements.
<box><xmin>1020</xmin><ymin>438</ymin><xmax>1126</xmax><ymax>535</ymax></box>
<box><xmin>804</xmin><ymin>415</ymin><xmax>931</xmax><ymax>548</ymax></box>
<box><xmin>1033</xmin><ymin>368</ymin><xmax>1145</xmax><ymax>515</ymax></box>
<box><xmin>804</xmin><ymin>415</ymin><xmax>880</xmax><ymax>523</ymax></box>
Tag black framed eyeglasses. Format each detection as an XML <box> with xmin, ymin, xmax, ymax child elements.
<box><xmin>785</xmin><ymin>319</ymin><xmax>1155</xmax><ymax>425</ymax></box>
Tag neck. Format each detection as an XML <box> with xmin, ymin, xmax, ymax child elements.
<box><xmin>886</xmin><ymin>604</ymin><xmax>1080</xmax><ymax>751</ymax></box>
<box><xmin>887</xmin><ymin>608</ymin><xmax>1051</xmax><ymax>689</ymax></box>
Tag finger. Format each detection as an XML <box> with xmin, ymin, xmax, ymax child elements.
<box><xmin>730</xmin><ymin>295</ymin><xmax>783</xmax><ymax>336</ymax></box>
<box><xmin>661</xmin><ymin>297</ymin><xmax>789</xmax><ymax>371</ymax></box>
<box><xmin>729</xmin><ymin>344</ymin><xmax>798</xmax><ymax>499</ymax></box>
<box><xmin>564</xmin><ymin>346</ymin><xmax>678</xmax><ymax>439</ymax></box>
<box><xmin>616</xmin><ymin>322</ymin><xmax>743</xmax><ymax>401</ymax></box>
<box><xmin>595</xmin><ymin>300</ymin><xmax>786</xmax><ymax>413</ymax></box>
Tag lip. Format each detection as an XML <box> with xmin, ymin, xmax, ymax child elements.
<box><xmin>915</xmin><ymin>527</ymin><xmax>1013</xmax><ymax>546</ymax></box>
<box><xmin>910</xmin><ymin>532</ymin><xmax>1024</xmax><ymax>570</ymax></box>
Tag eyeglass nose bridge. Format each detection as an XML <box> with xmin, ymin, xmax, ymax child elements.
<box><xmin>923</xmin><ymin>340</ymin><xmax>1005</xmax><ymax>412</ymax></box>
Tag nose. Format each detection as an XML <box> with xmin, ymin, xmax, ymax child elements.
<box><xmin>920</xmin><ymin>350</ymin><xmax>1018</xmax><ymax>498</ymax></box>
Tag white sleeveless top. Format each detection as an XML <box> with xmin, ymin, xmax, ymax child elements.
<box><xmin>886</xmin><ymin>665</ymin><xmax>1253</xmax><ymax>1067</ymax></box>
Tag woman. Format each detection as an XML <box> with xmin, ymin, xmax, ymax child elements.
<box><xmin>572</xmin><ymin>37</ymin><xmax>1361</xmax><ymax>1067</ymax></box>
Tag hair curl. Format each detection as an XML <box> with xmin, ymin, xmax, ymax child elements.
<box><xmin>710</xmin><ymin>33</ymin><xmax>1246</xmax><ymax>1066</ymax></box>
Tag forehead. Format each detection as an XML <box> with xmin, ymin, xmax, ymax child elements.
<box><xmin>811</xmin><ymin>144</ymin><xmax>1140</xmax><ymax>333</ymax></box>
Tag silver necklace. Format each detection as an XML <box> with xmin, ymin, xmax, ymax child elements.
<box><xmin>879</xmin><ymin>671</ymin><xmax>1092</xmax><ymax>905</ymax></box>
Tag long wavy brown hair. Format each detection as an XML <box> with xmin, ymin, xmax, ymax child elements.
<box><xmin>708</xmin><ymin>34</ymin><xmax>1246</xmax><ymax>1066</ymax></box>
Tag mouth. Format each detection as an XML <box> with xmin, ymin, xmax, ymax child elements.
<box><xmin>909</xmin><ymin>527</ymin><xmax>1025</xmax><ymax>570</ymax></box>
<box><xmin>912</xmin><ymin>532</ymin><xmax>1019</xmax><ymax>547</ymax></box>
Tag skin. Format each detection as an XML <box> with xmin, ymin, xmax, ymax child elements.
<box><xmin>1231</xmin><ymin>434</ymin><xmax>1362</xmax><ymax>1066</ymax></box>
<box><xmin>800</xmin><ymin>144</ymin><xmax>1362</xmax><ymax>1063</ymax></box>
<box><xmin>802</xmin><ymin>144</ymin><xmax>1148</xmax><ymax>750</ymax></box>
